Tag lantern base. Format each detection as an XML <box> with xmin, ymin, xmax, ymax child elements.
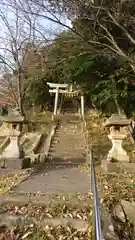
<box><xmin>101</xmin><ymin>160</ymin><xmax>135</xmax><ymax>174</ymax></box>
<box><xmin>107</xmin><ymin>137</ymin><xmax>129</xmax><ymax>162</ymax></box>
<box><xmin>0</xmin><ymin>157</ymin><xmax>30</xmax><ymax>169</ymax></box>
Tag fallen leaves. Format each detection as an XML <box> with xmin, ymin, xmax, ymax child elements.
<box><xmin>0</xmin><ymin>192</ymin><xmax>93</xmax><ymax>239</ymax></box>
<box><xmin>85</xmin><ymin>110</ymin><xmax>135</xmax><ymax>238</ymax></box>
<box><xmin>0</xmin><ymin>200</ymin><xmax>91</xmax><ymax>221</ymax></box>
<box><xmin>21</xmin><ymin>231</ymin><xmax>33</xmax><ymax>239</ymax></box>
<box><xmin>0</xmin><ymin>169</ymin><xmax>33</xmax><ymax>194</ymax></box>
<box><xmin>0</xmin><ymin>216</ymin><xmax>92</xmax><ymax>240</ymax></box>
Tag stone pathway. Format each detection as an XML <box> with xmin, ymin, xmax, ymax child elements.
<box><xmin>13</xmin><ymin>115</ymin><xmax>89</xmax><ymax>195</ymax></box>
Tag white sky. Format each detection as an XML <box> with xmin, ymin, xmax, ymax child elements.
<box><xmin>0</xmin><ymin>1</ymin><xmax>72</xmax><ymax>72</ymax></box>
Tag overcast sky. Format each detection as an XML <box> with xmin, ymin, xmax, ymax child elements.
<box><xmin>0</xmin><ymin>1</ymin><xmax>72</xmax><ymax>73</ymax></box>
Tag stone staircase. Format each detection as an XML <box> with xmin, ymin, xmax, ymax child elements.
<box><xmin>48</xmin><ymin>117</ymin><xmax>86</xmax><ymax>165</ymax></box>
<box><xmin>12</xmin><ymin>114</ymin><xmax>89</xmax><ymax>195</ymax></box>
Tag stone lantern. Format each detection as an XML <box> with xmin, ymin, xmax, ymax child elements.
<box><xmin>0</xmin><ymin>109</ymin><xmax>28</xmax><ymax>169</ymax></box>
<box><xmin>104</xmin><ymin>114</ymin><xmax>131</xmax><ymax>163</ymax></box>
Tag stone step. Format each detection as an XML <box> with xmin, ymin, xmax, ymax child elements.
<box><xmin>49</xmin><ymin>150</ymin><xmax>85</xmax><ymax>156</ymax></box>
<box><xmin>54</xmin><ymin>140</ymin><xmax>84</xmax><ymax>142</ymax></box>
<box><xmin>48</xmin><ymin>158</ymin><xmax>86</xmax><ymax>165</ymax></box>
<box><xmin>50</xmin><ymin>145</ymin><xmax>85</xmax><ymax>149</ymax></box>
<box><xmin>52</xmin><ymin>136</ymin><xmax>85</xmax><ymax>140</ymax></box>
<box><xmin>51</xmin><ymin>151</ymin><xmax>85</xmax><ymax>155</ymax></box>
<box><xmin>51</xmin><ymin>141</ymin><xmax>85</xmax><ymax>147</ymax></box>
<box><xmin>48</xmin><ymin>155</ymin><xmax>86</xmax><ymax>161</ymax></box>
<box><xmin>51</xmin><ymin>141</ymin><xmax>84</xmax><ymax>145</ymax></box>
<box><xmin>58</xmin><ymin>129</ymin><xmax>82</xmax><ymax>133</ymax></box>
<box><xmin>49</xmin><ymin>148</ymin><xmax>85</xmax><ymax>153</ymax></box>
<box><xmin>49</xmin><ymin>145</ymin><xmax>85</xmax><ymax>150</ymax></box>
<box><xmin>48</xmin><ymin>149</ymin><xmax>85</xmax><ymax>154</ymax></box>
<box><xmin>55</xmin><ymin>139</ymin><xmax>84</xmax><ymax>142</ymax></box>
<box><xmin>49</xmin><ymin>151</ymin><xmax>85</xmax><ymax>155</ymax></box>
<box><xmin>57</xmin><ymin>127</ymin><xmax>83</xmax><ymax>131</ymax></box>
<box><xmin>54</xmin><ymin>133</ymin><xmax>84</xmax><ymax>137</ymax></box>
<box><xmin>48</xmin><ymin>153</ymin><xmax>86</xmax><ymax>160</ymax></box>
<box><xmin>52</xmin><ymin>136</ymin><xmax>84</xmax><ymax>140</ymax></box>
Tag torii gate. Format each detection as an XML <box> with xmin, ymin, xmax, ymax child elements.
<box><xmin>47</xmin><ymin>82</ymin><xmax>84</xmax><ymax>120</ymax></box>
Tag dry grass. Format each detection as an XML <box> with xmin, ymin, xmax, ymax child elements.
<box><xmin>86</xmin><ymin>109</ymin><xmax>135</xmax><ymax>162</ymax></box>
<box><xmin>85</xmin><ymin>109</ymin><xmax>111</xmax><ymax>163</ymax></box>
<box><xmin>0</xmin><ymin>169</ymin><xmax>33</xmax><ymax>194</ymax></box>
<box><xmin>0</xmin><ymin>223</ymin><xmax>91</xmax><ymax>240</ymax></box>
<box><xmin>25</xmin><ymin>109</ymin><xmax>52</xmax><ymax>134</ymax></box>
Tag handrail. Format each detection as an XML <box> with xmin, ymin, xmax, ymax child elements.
<box><xmin>90</xmin><ymin>151</ymin><xmax>102</xmax><ymax>240</ymax></box>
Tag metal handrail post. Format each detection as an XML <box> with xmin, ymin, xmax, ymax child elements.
<box><xmin>90</xmin><ymin>151</ymin><xmax>102</xmax><ymax>240</ymax></box>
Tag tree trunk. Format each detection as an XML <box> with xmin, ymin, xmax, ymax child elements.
<box><xmin>111</xmin><ymin>77</ymin><xmax>122</xmax><ymax>115</ymax></box>
<box><xmin>32</xmin><ymin>102</ymin><xmax>36</xmax><ymax>116</ymax></box>
<box><xmin>17</xmin><ymin>72</ymin><xmax>25</xmax><ymax>118</ymax></box>
<box><xmin>114</xmin><ymin>97</ymin><xmax>122</xmax><ymax>115</ymax></box>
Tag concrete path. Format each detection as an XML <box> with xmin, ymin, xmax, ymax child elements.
<box><xmin>14</xmin><ymin>165</ymin><xmax>90</xmax><ymax>195</ymax></box>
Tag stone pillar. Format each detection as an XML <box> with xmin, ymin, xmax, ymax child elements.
<box><xmin>81</xmin><ymin>95</ymin><xmax>84</xmax><ymax>120</ymax></box>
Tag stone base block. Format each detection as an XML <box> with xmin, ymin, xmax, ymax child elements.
<box><xmin>0</xmin><ymin>157</ymin><xmax>30</xmax><ymax>169</ymax></box>
<box><xmin>101</xmin><ymin>159</ymin><xmax>135</xmax><ymax>174</ymax></box>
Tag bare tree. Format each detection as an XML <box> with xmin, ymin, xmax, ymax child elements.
<box><xmin>11</xmin><ymin>0</ymin><xmax>135</xmax><ymax>74</ymax></box>
<box><xmin>0</xmin><ymin>69</ymin><xmax>18</xmax><ymax>108</ymax></box>
<box><xmin>0</xmin><ymin>1</ymin><xmax>39</xmax><ymax>116</ymax></box>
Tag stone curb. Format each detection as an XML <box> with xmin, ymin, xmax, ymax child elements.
<box><xmin>25</xmin><ymin>122</ymin><xmax>59</xmax><ymax>165</ymax></box>
<box><xmin>31</xmin><ymin>134</ymin><xmax>43</xmax><ymax>154</ymax></box>
<box><xmin>44</xmin><ymin>123</ymin><xmax>58</xmax><ymax>158</ymax></box>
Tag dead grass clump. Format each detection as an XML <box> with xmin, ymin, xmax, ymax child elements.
<box><xmin>85</xmin><ymin>110</ymin><xmax>111</xmax><ymax>162</ymax></box>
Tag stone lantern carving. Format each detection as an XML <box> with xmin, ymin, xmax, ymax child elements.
<box><xmin>105</xmin><ymin>114</ymin><xmax>131</xmax><ymax>163</ymax></box>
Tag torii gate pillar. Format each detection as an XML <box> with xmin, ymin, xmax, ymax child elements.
<box><xmin>53</xmin><ymin>87</ymin><xmax>59</xmax><ymax>117</ymax></box>
<box><xmin>81</xmin><ymin>95</ymin><xmax>84</xmax><ymax>120</ymax></box>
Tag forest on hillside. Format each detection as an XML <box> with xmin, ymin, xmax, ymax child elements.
<box><xmin>0</xmin><ymin>0</ymin><xmax>135</xmax><ymax>116</ymax></box>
